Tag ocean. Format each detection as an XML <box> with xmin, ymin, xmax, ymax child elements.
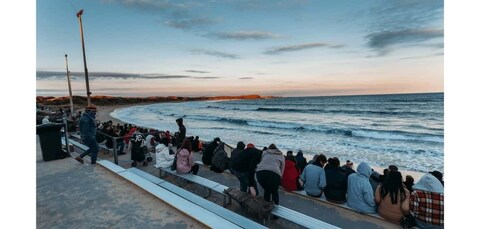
<box><xmin>110</xmin><ymin>93</ymin><xmax>443</xmax><ymax>172</ymax></box>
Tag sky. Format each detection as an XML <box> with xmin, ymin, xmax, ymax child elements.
<box><xmin>36</xmin><ymin>0</ymin><xmax>444</xmax><ymax>97</ymax></box>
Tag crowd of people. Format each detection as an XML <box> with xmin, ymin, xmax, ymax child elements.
<box><xmin>71</xmin><ymin>105</ymin><xmax>444</xmax><ymax>228</ymax></box>
<box><xmin>199</xmin><ymin>137</ymin><xmax>444</xmax><ymax>229</ymax></box>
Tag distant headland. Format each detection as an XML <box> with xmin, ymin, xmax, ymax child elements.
<box><xmin>36</xmin><ymin>95</ymin><xmax>278</xmax><ymax>107</ymax></box>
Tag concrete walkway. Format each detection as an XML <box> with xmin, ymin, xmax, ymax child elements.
<box><xmin>36</xmin><ymin>138</ymin><xmax>206</xmax><ymax>229</ymax></box>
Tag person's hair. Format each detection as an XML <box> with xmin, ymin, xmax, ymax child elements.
<box><xmin>330</xmin><ymin>157</ymin><xmax>340</xmax><ymax>167</ymax></box>
<box><xmin>237</xmin><ymin>141</ymin><xmax>245</xmax><ymax>150</ymax></box>
<box><xmin>285</xmin><ymin>155</ymin><xmax>296</xmax><ymax>163</ymax></box>
<box><xmin>405</xmin><ymin>175</ymin><xmax>414</xmax><ymax>183</ymax></box>
<box><xmin>195</xmin><ymin>136</ymin><xmax>199</xmax><ymax>140</ymax></box>
<box><xmin>181</xmin><ymin>139</ymin><xmax>192</xmax><ymax>152</ymax></box>
<box><xmin>313</xmin><ymin>154</ymin><xmax>327</xmax><ymax>166</ymax></box>
<box><xmin>268</xmin><ymin>144</ymin><xmax>277</xmax><ymax>149</ymax></box>
<box><xmin>380</xmin><ymin>171</ymin><xmax>406</xmax><ymax>205</ymax></box>
<box><xmin>383</xmin><ymin>168</ymin><xmax>389</xmax><ymax>176</ymax></box>
<box><xmin>286</xmin><ymin>150</ymin><xmax>293</xmax><ymax>156</ymax></box>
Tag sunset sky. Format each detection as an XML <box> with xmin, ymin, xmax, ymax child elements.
<box><xmin>37</xmin><ymin>0</ymin><xmax>444</xmax><ymax>97</ymax></box>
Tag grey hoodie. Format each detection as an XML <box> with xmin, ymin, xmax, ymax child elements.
<box><xmin>347</xmin><ymin>162</ymin><xmax>376</xmax><ymax>214</ymax></box>
<box><xmin>413</xmin><ymin>174</ymin><xmax>444</xmax><ymax>194</ymax></box>
<box><xmin>256</xmin><ymin>148</ymin><xmax>285</xmax><ymax>177</ymax></box>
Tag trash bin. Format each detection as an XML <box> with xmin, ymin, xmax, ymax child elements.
<box><xmin>36</xmin><ymin>123</ymin><xmax>68</xmax><ymax>161</ymax></box>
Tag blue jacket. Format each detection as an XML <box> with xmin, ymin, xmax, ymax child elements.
<box><xmin>300</xmin><ymin>163</ymin><xmax>326</xmax><ymax>196</ymax></box>
<box><xmin>347</xmin><ymin>162</ymin><xmax>376</xmax><ymax>214</ymax></box>
<box><xmin>79</xmin><ymin>112</ymin><xmax>96</xmax><ymax>139</ymax></box>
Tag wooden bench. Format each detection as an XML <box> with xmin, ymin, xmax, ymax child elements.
<box><xmin>97</xmin><ymin>160</ymin><xmax>243</xmax><ymax>228</ymax></box>
<box><xmin>156</xmin><ymin>166</ymin><xmax>232</xmax><ymax>206</ymax></box>
<box><xmin>128</xmin><ymin>167</ymin><xmax>268</xmax><ymax>229</ymax></box>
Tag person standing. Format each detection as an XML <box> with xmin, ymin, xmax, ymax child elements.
<box><xmin>175</xmin><ymin>118</ymin><xmax>186</xmax><ymax>148</ymax></box>
<box><xmin>256</xmin><ymin>144</ymin><xmax>285</xmax><ymax>205</ymax></box>
<box><xmin>230</xmin><ymin>143</ymin><xmax>261</xmax><ymax>196</ymax></box>
<box><xmin>74</xmin><ymin>105</ymin><xmax>99</xmax><ymax>165</ymax></box>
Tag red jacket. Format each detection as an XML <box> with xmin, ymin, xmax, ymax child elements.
<box><xmin>281</xmin><ymin>160</ymin><xmax>300</xmax><ymax>191</ymax></box>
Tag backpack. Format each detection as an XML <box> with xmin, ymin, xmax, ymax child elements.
<box><xmin>224</xmin><ymin>187</ymin><xmax>275</xmax><ymax>223</ymax></box>
<box><xmin>211</xmin><ymin>145</ymin><xmax>229</xmax><ymax>172</ymax></box>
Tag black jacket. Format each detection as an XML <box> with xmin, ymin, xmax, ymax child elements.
<box><xmin>202</xmin><ymin>140</ymin><xmax>218</xmax><ymax>165</ymax></box>
<box><xmin>230</xmin><ymin>147</ymin><xmax>262</xmax><ymax>187</ymax></box>
<box><xmin>324</xmin><ymin>166</ymin><xmax>347</xmax><ymax>202</ymax></box>
<box><xmin>295</xmin><ymin>152</ymin><xmax>307</xmax><ymax>173</ymax></box>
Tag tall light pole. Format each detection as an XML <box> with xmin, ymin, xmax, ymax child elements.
<box><xmin>76</xmin><ymin>9</ymin><xmax>92</xmax><ymax>106</ymax></box>
<box><xmin>65</xmin><ymin>54</ymin><xmax>74</xmax><ymax>113</ymax></box>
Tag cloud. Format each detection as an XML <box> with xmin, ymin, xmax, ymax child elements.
<box><xmin>185</xmin><ymin>70</ymin><xmax>210</xmax><ymax>74</ymax></box>
<box><xmin>207</xmin><ymin>31</ymin><xmax>283</xmax><ymax>40</ymax></box>
<box><xmin>239</xmin><ymin>77</ymin><xmax>253</xmax><ymax>80</ymax></box>
<box><xmin>329</xmin><ymin>44</ymin><xmax>345</xmax><ymax>49</ymax></box>
<box><xmin>366</xmin><ymin>28</ymin><xmax>444</xmax><ymax>56</ymax></box>
<box><xmin>164</xmin><ymin>17</ymin><xmax>219</xmax><ymax>30</ymax></box>
<box><xmin>367</xmin><ymin>0</ymin><xmax>444</xmax><ymax>32</ymax></box>
<box><xmin>194</xmin><ymin>76</ymin><xmax>220</xmax><ymax>79</ymax></box>
<box><xmin>37</xmin><ymin>71</ymin><xmax>191</xmax><ymax>80</ymax></box>
<box><xmin>399</xmin><ymin>52</ymin><xmax>443</xmax><ymax>60</ymax></box>
<box><xmin>190</xmin><ymin>49</ymin><xmax>240</xmax><ymax>59</ymax></box>
<box><xmin>264</xmin><ymin>43</ymin><xmax>330</xmax><ymax>55</ymax></box>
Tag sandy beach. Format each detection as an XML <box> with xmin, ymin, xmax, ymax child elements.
<box><xmin>95</xmin><ymin>103</ymin><xmax>426</xmax><ymax>181</ymax></box>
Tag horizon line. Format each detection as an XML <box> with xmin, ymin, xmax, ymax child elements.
<box><xmin>36</xmin><ymin>91</ymin><xmax>444</xmax><ymax>99</ymax></box>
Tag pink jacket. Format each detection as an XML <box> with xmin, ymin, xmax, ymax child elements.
<box><xmin>176</xmin><ymin>148</ymin><xmax>194</xmax><ymax>174</ymax></box>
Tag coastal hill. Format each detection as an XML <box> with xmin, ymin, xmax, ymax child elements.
<box><xmin>36</xmin><ymin>94</ymin><xmax>276</xmax><ymax>107</ymax></box>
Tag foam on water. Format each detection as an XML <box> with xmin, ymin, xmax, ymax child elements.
<box><xmin>110</xmin><ymin>93</ymin><xmax>444</xmax><ymax>172</ymax></box>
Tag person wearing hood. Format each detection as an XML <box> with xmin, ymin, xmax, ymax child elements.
<box><xmin>300</xmin><ymin>154</ymin><xmax>327</xmax><ymax>197</ymax></box>
<box><xmin>346</xmin><ymin>162</ymin><xmax>376</xmax><ymax>214</ymax></box>
<box><xmin>175</xmin><ymin>118</ymin><xmax>186</xmax><ymax>148</ymax></box>
<box><xmin>256</xmin><ymin>144</ymin><xmax>285</xmax><ymax>204</ymax></box>
<box><xmin>202</xmin><ymin>137</ymin><xmax>220</xmax><ymax>165</ymax></box>
<box><xmin>74</xmin><ymin>104</ymin><xmax>99</xmax><ymax>165</ymax></box>
<box><xmin>410</xmin><ymin>174</ymin><xmax>444</xmax><ymax>229</ymax></box>
<box><xmin>295</xmin><ymin>150</ymin><xmax>307</xmax><ymax>173</ymax></box>
<box><xmin>155</xmin><ymin>143</ymin><xmax>175</xmax><ymax>168</ymax></box>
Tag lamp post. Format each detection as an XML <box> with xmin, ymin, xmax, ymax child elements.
<box><xmin>64</xmin><ymin>54</ymin><xmax>74</xmax><ymax>113</ymax></box>
<box><xmin>76</xmin><ymin>9</ymin><xmax>92</xmax><ymax>106</ymax></box>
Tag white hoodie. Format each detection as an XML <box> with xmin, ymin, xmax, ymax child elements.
<box><xmin>155</xmin><ymin>144</ymin><xmax>175</xmax><ymax>168</ymax></box>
